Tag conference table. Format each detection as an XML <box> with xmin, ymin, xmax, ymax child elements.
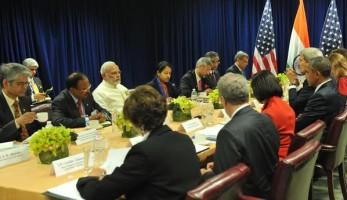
<box><xmin>0</xmin><ymin>110</ymin><xmax>224</xmax><ymax>200</ymax></box>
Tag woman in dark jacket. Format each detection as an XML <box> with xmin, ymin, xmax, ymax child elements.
<box><xmin>77</xmin><ymin>85</ymin><xmax>201</xmax><ymax>200</ymax></box>
<box><xmin>148</xmin><ymin>61</ymin><xmax>179</xmax><ymax>98</ymax></box>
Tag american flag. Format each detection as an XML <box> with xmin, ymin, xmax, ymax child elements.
<box><xmin>252</xmin><ymin>0</ymin><xmax>277</xmax><ymax>75</ymax></box>
<box><xmin>320</xmin><ymin>0</ymin><xmax>343</xmax><ymax>56</ymax></box>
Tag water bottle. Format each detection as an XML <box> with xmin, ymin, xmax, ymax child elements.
<box><xmin>191</xmin><ymin>89</ymin><xmax>198</xmax><ymax>101</ymax></box>
<box><xmin>45</xmin><ymin>121</ymin><xmax>53</xmax><ymax>128</ymax></box>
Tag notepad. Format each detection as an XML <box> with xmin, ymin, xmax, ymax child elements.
<box><xmin>46</xmin><ymin>179</ymin><xmax>83</xmax><ymax>200</ymax></box>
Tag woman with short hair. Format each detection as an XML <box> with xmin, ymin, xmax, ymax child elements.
<box><xmin>251</xmin><ymin>71</ymin><xmax>296</xmax><ymax>160</ymax></box>
<box><xmin>77</xmin><ymin>85</ymin><xmax>201</xmax><ymax>200</ymax></box>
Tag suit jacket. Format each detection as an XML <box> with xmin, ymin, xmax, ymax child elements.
<box><xmin>213</xmin><ymin>106</ymin><xmax>279</xmax><ymax>198</ymax></box>
<box><xmin>0</xmin><ymin>91</ymin><xmax>42</xmax><ymax>142</ymax></box>
<box><xmin>296</xmin><ymin>80</ymin><xmax>344</xmax><ymax>136</ymax></box>
<box><xmin>205</xmin><ymin>70</ymin><xmax>220</xmax><ymax>89</ymax></box>
<box><xmin>262</xmin><ymin>96</ymin><xmax>295</xmax><ymax>160</ymax></box>
<box><xmin>25</xmin><ymin>77</ymin><xmax>44</xmax><ymax>96</ymax></box>
<box><xmin>179</xmin><ymin>70</ymin><xmax>212</xmax><ymax>97</ymax></box>
<box><xmin>147</xmin><ymin>78</ymin><xmax>179</xmax><ymax>98</ymax></box>
<box><xmin>288</xmin><ymin>80</ymin><xmax>315</xmax><ymax>116</ymax></box>
<box><xmin>77</xmin><ymin>125</ymin><xmax>201</xmax><ymax>200</ymax></box>
<box><xmin>225</xmin><ymin>64</ymin><xmax>243</xmax><ymax>75</ymax></box>
<box><xmin>51</xmin><ymin>89</ymin><xmax>110</xmax><ymax>128</ymax></box>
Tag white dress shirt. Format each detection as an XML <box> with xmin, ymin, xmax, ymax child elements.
<box><xmin>92</xmin><ymin>80</ymin><xmax>128</xmax><ymax>113</ymax></box>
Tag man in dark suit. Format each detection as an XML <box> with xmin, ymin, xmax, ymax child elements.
<box><xmin>0</xmin><ymin>63</ymin><xmax>41</xmax><ymax>142</ymax></box>
<box><xmin>296</xmin><ymin>57</ymin><xmax>344</xmax><ymax>137</ymax></box>
<box><xmin>201</xmin><ymin>73</ymin><xmax>279</xmax><ymax>199</ymax></box>
<box><xmin>286</xmin><ymin>48</ymin><xmax>322</xmax><ymax>116</ymax></box>
<box><xmin>77</xmin><ymin>86</ymin><xmax>201</xmax><ymax>200</ymax></box>
<box><xmin>179</xmin><ymin>57</ymin><xmax>213</xmax><ymax>97</ymax></box>
<box><xmin>22</xmin><ymin>58</ymin><xmax>46</xmax><ymax>103</ymax></box>
<box><xmin>51</xmin><ymin>72</ymin><xmax>110</xmax><ymax>128</ymax></box>
<box><xmin>225</xmin><ymin>51</ymin><xmax>249</xmax><ymax>77</ymax></box>
<box><xmin>204</xmin><ymin>51</ymin><xmax>221</xmax><ymax>89</ymax></box>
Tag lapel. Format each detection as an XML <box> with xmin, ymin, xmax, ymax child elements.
<box><xmin>191</xmin><ymin>70</ymin><xmax>198</xmax><ymax>90</ymax></box>
<box><xmin>0</xmin><ymin>91</ymin><xmax>14</xmax><ymax>120</ymax></box>
<box><xmin>64</xmin><ymin>90</ymin><xmax>81</xmax><ymax>116</ymax></box>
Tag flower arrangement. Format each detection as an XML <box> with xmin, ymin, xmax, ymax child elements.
<box><xmin>29</xmin><ymin>126</ymin><xmax>71</xmax><ymax>164</ymax></box>
<box><xmin>169</xmin><ymin>96</ymin><xmax>194</xmax><ymax>122</ymax></box>
<box><xmin>115</xmin><ymin>113</ymin><xmax>138</xmax><ymax>138</ymax></box>
<box><xmin>277</xmin><ymin>73</ymin><xmax>290</xmax><ymax>87</ymax></box>
<box><xmin>208</xmin><ymin>89</ymin><xmax>223</xmax><ymax>109</ymax></box>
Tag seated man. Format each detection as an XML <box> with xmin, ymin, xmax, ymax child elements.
<box><xmin>225</xmin><ymin>51</ymin><xmax>249</xmax><ymax>76</ymax></box>
<box><xmin>286</xmin><ymin>48</ymin><xmax>322</xmax><ymax>116</ymax></box>
<box><xmin>202</xmin><ymin>73</ymin><xmax>279</xmax><ymax>198</ymax></box>
<box><xmin>296</xmin><ymin>57</ymin><xmax>344</xmax><ymax>138</ymax></box>
<box><xmin>204</xmin><ymin>51</ymin><xmax>221</xmax><ymax>89</ymax></box>
<box><xmin>179</xmin><ymin>57</ymin><xmax>213</xmax><ymax>97</ymax></box>
<box><xmin>93</xmin><ymin>61</ymin><xmax>128</xmax><ymax>113</ymax></box>
<box><xmin>0</xmin><ymin>63</ymin><xmax>41</xmax><ymax>142</ymax></box>
<box><xmin>51</xmin><ymin>72</ymin><xmax>110</xmax><ymax>128</ymax></box>
<box><xmin>22</xmin><ymin>58</ymin><xmax>46</xmax><ymax>103</ymax></box>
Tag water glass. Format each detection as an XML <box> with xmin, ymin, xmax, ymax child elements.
<box><xmin>82</xmin><ymin>144</ymin><xmax>93</xmax><ymax>176</ymax></box>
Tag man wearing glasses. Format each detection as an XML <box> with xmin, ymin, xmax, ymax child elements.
<box><xmin>51</xmin><ymin>72</ymin><xmax>110</xmax><ymax>128</ymax></box>
<box><xmin>0</xmin><ymin>63</ymin><xmax>41</xmax><ymax>142</ymax></box>
<box><xmin>205</xmin><ymin>51</ymin><xmax>221</xmax><ymax>89</ymax></box>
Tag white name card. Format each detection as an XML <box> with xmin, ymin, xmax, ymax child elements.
<box><xmin>181</xmin><ymin>118</ymin><xmax>204</xmax><ymax>133</ymax></box>
<box><xmin>0</xmin><ymin>145</ymin><xmax>29</xmax><ymax>168</ymax></box>
<box><xmin>75</xmin><ymin>129</ymin><xmax>97</xmax><ymax>145</ymax></box>
<box><xmin>0</xmin><ymin>141</ymin><xmax>14</xmax><ymax>150</ymax></box>
<box><xmin>52</xmin><ymin>153</ymin><xmax>85</xmax><ymax>177</ymax></box>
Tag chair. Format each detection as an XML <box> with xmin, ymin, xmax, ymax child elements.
<box><xmin>316</xmin><ymin>109</ymin><xmax>347</xmax><ymax>200</ymax></box>
<box><xmin>288</xmin><ymin>120</ymin><xmax>325</xmax><ymax>153</ymax></box>
<box><xmin>239</xmin><ymin>140</ymin><xmax>321</xmax><ymax>200</ymax></box>
<box><xmin>186</xmin><ymin>163</ymin><xmax>250</xmax><ymax>200</ymax></box>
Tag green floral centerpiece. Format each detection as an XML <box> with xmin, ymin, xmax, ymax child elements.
<box><xmin>29</xmin><ymin>126</ymin><xmax>71</xmax><ymax>164</ymax></box>
<box><xmin>170</xmin><ymin>96</ymin><xmax>194</xmax><ymax>122</ymax></box>
<box><xmin>208</xmin><ymin>89</ymin><xmax>223</xmax><ymax>109</ymax></box>
<box><xmin>277</xmin><ymin>73</ymin><xmax>290</xmax><ymax>87</ymax></box>
<box><xmin>115</xmin><ymin>113</ymin><xmax>138</xmax><ymax>138</ymax></box>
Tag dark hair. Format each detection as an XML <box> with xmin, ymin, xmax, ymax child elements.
<box><xmin>331</xmin><ymin>48</ymin><xmax>347</xmax><ymax>60</ymax></box>
<box><xmin>310</xmin><ymin>56</ymin><xmax>331</xmax><ymax>77</ymax></box>
<box><xmin>123</xmin><ymin>85</ymin><xmax>167</xmax><ymax>131</ymax></box>
<box><xmin>157</xmin><ymin>61</ymin><xmax>172</xmax><ymax>73</ymax></box>
<box><xmin>204</xmin><ymin>51</ymin><xmax>219</xmax><ymax>58</ymax></box>
<box><xmin>251</xmin><ymin>70</ymin><xmax>283</xmax><ymax>102</ymax></box>
<box><xmin>66</xmin><ymin>72</ymin><xmax>88</xmax><ymax>89</ymax></box>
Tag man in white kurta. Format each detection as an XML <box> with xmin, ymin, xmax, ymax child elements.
<box><xmin>93</xmin><ymin>61</ymin><xmax>128</xmax><ymax>113</ymax></box>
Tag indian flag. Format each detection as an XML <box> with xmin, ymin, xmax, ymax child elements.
<box><xmin>286</xmin><ymin>0</ymin><xmax>310</xmax><ymax>67</ymax></box>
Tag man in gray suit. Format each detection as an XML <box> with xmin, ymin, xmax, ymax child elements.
<box><xmin>201</xmin><ymin>73</ymin><xmax>279</xmax><ymax>199</ymax></box>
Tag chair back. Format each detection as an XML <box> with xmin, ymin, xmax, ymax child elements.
<box><xmin>288</xmin><ymin>120</ymin><xmax>325</xmax><ymax>153</ymax></box>
<box><xmin>270</xmin><ymin>140</ymin><xmax>321</xmax><ymax>200</ymax></box>
<box><xmin>186</xmin><ymin>163</ymin><xmax>250</xmax><ymax>200</ymax></box>
<box><xmin>322</xmin><ymin>109</ymin><xmax>347</xmax><ymax>169</ymax></box>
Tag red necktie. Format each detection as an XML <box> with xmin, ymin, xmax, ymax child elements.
<box><xmin>198</xmin><ymin>80</ymin><xmax>203</xmax><ymax>91</ymax></box>
<box><xmin>77</xmin><ymin>100</ymin><xmax>83</xmax><ymax>117</ymax></box>
<box><xmin>13</xmin><ymin>100</ymin><xmax>29</xmax><ymax>140</ymax></box>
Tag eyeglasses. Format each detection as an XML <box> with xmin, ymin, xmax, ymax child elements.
<box><xmin>10</xmin><ymin>81</ymin><xmax>29</xmax><ymax>87</ymax></box>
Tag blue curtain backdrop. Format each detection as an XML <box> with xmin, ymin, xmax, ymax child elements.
<box><xmin>0</xmin><ymin>0</ymin><xmax>346</xmax><ymax>95</ymax></box>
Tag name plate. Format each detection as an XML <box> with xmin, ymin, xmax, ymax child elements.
<box><xmin>0</xmin><ymin>145</ymin><xmax>29</xmax><ymax>168</ymax></box>
<box><xmin>75</xmin><ymin>129</ymin><xmax>97</xmax><ymax>145</ymax></box>
<box><xmin>0</xmin><ymin>141</ymin><xmax>14</xmax><ymax>150</ymax></box>
<box><xmin>181</xmin><ymin>118</ymin><xmax>204</xmax><ymax>133</ymax></box>
<box><xmin>52</xmin><ymin>153</ymin><xmax>85</xmax><ymax>177</ymax></box>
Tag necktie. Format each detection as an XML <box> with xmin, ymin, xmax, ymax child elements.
<box><xmin>198</xmin><ymin>80</ymin><xmax>203</xmax><ymax>91</ymax></box>
<box><xmin>77</xmin><ymin>100</ymin><xmax>84</xmax><ymax>117</ymax></box>
<box><xmin>30</xmin><ymin>79</ymin><xmax>40</xmax><ymax>94</ymax></box>
<box><xmin>13</xmin><ymin>100</ymin><xmax>29</xmax><ymax>140</ymax></box>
